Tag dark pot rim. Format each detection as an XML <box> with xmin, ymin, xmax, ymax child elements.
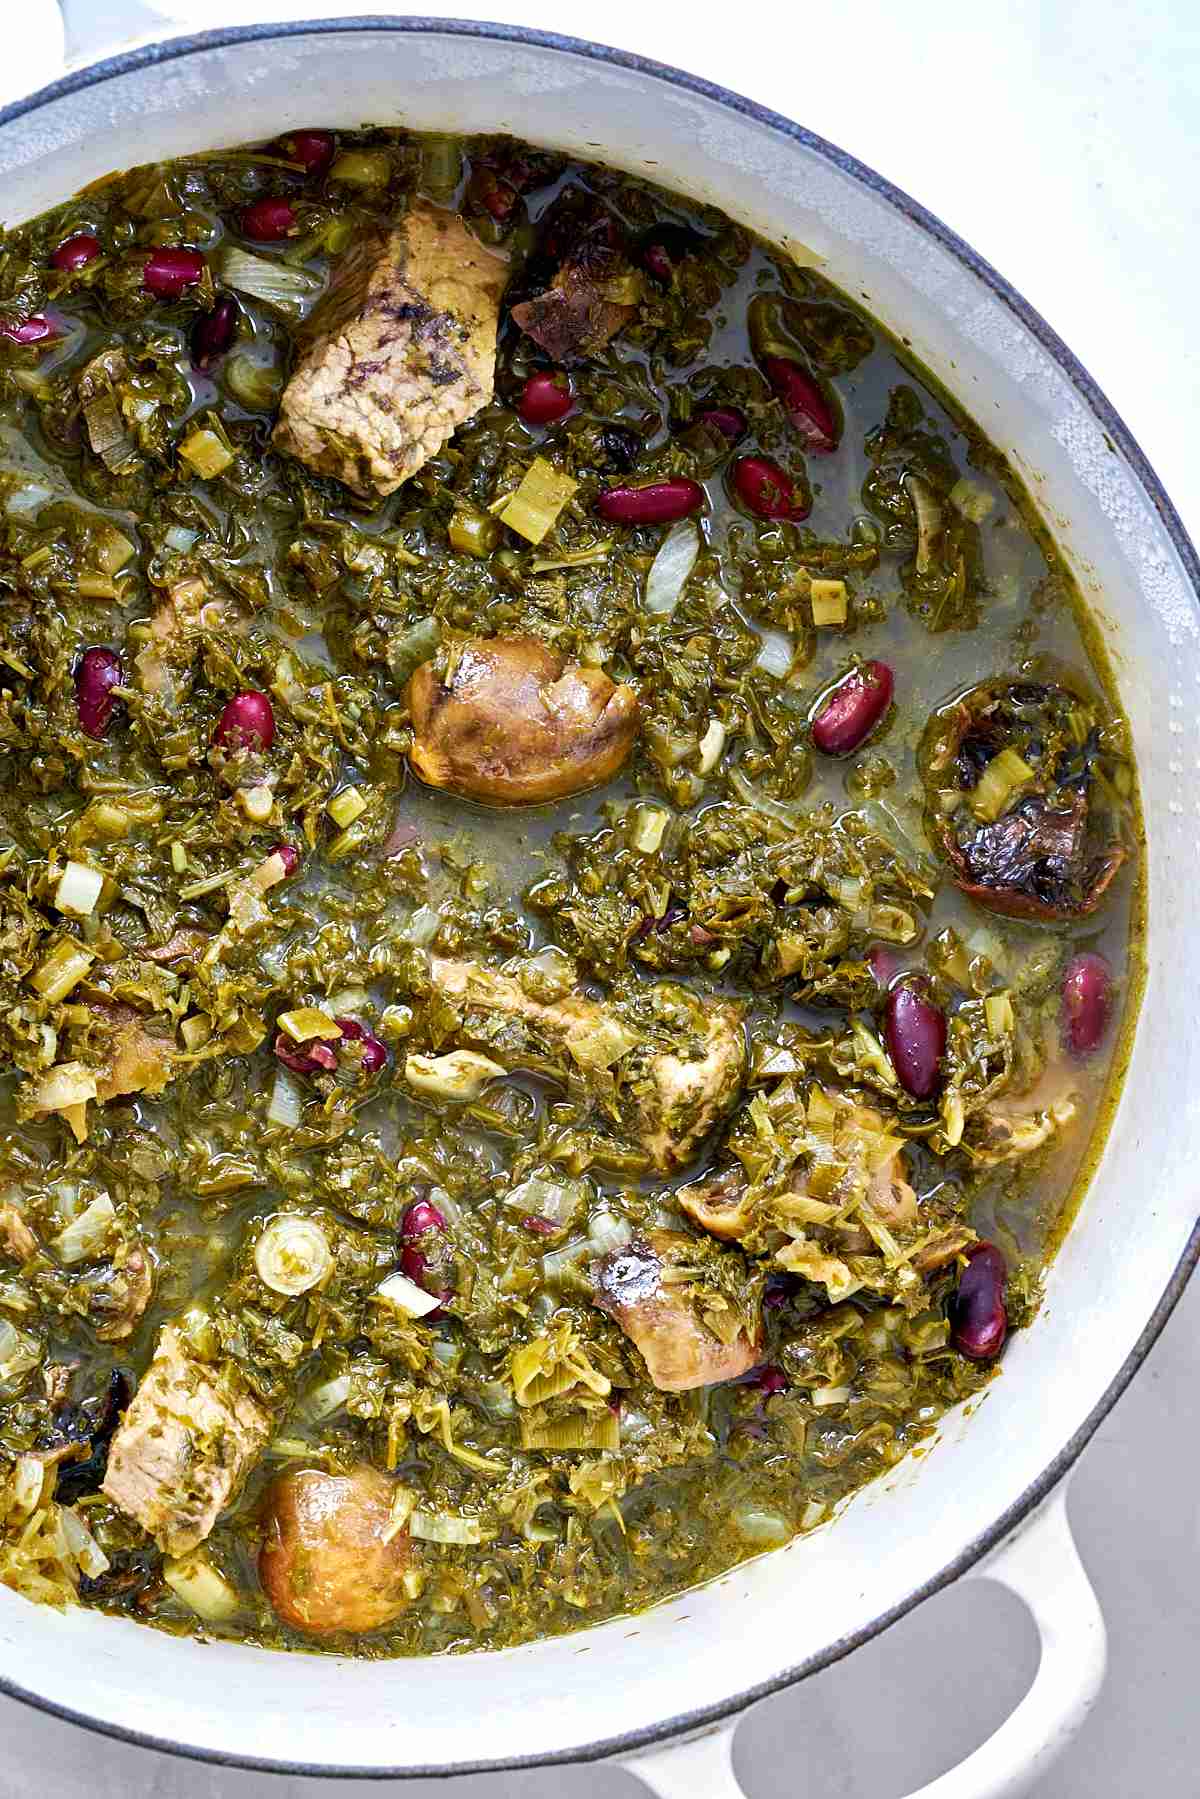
<box><xmin>0</xmin><ymin>14</ymin><xmax>1196</xmax><ymax>1781</ymax></box>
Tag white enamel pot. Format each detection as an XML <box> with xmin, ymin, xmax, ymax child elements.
<box><xmin>0</xmin><ymin>17</ymin><xmax>1196</xmax><ymax>1797</ymax></box>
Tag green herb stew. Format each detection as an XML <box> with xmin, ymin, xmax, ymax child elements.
<box><xmin>0</xmin><ymin>126</ymin><xmax>1141</xmax><ymax>1651</ymax></box>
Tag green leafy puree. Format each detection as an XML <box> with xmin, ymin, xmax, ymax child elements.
<box><xmin>0</xmin><ymin>127</ymin><xmax>1137</xmax><ymax>1651</ymax></box>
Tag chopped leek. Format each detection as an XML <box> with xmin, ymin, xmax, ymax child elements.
<box><xmin>254</xmin><ymin>1215</ymin><xmax>333</xmax><ymax>1296</ymax></box>
<box><xmin>644</xmin><ymin>520</ymin><xmax>699</xmax><ymax>615</ymax></box>
<box><xmin>53</xmin><ymin>860</ymin><xmax>104</xmax><ymax>917</ymax></box>
<box><xmin>217</xmin><ymin>247</ymin><xmax>322</xmax><ymax>318</ymax></box>
<box><xmin>519</xmin><ymin>1410</ymin><xmax>621</xmax><ymax>1453</ymax></box>
<box><xmin>810</xmin><ymin>577</ymin><xmax>848</xmax><ymax>625</ymax></box>
<box><xmin>497</xmin><ymin>458</ymin><xmax>578</xmax><ymax>545</ymax></box>
<box><xmin>969</xmin><ymin>748</ymin><xmax>1035</xmax><ymax>823</ymax></box>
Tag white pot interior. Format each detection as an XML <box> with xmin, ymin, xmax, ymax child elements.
<box><xmin>0</xmin><ymin>24</ymin><xmax>1195</xmax><ymax>1775</ymax></box>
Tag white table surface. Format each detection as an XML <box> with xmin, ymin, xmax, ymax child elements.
<box><xmin>3</xmin><ymin>2</ymin><xmax>1198</xmax><ymax>1793</ymax></box>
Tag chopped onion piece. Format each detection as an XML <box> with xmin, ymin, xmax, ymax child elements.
<box><xmin>327</xmin><ymin>785</ymin><xmax>367</xmax><ymax>828</ymax></box>
<box><xmin>402</xmin><ymin>904</ymin><xmax>440</xmax><ymax>947</ymax></box>
<box><xmin>628</xmin><ymin>803</ymin><xmax>670</xmax><ymax>855</ymax></box>
<box><xmin>644</xmin><ymin>520</ymin><xmax>700</xmax><ymax>615</ymax></box>
<box><xmin>732</xmin><ymin>1504</ymin><xmax>791</xmax><ymax>1546</ymax></box>
<box><xmin>504</xmin><ymin>1174</ymin><xmax>587</xmax><ymax>1228</ymax></box>
<box><xmin>755</xmin><ymin>628</ymin><xmax>794</xmax><ymax>678</ymax></box>
<box><xmin>811</xmin><ymin>1384</ymin><xmax>852</xmax><ymax>1408</ymax></box>
<box><xmin>277</xmin><ymin>1008</ymin><xmax>342</xmax><ymax>1043</ymax></box>
<box><xmin>217</xmin><ymin>247</ymin><xmax>322</xmax><ymax>318</ymax></box>
<box><xmin>949</xmin><ymin>476</ymin><xmax>996</xmax><ymax>524</ymax></box>
<box><xmin>163</xmin><ymin>1552</ymin><xmax>240</xmax><ymax>1621</ymax></box>
<box><xmin>984</xmin><ymin>991</ymin><xmax>1015</xmax><ymax>1036</ymax></box>
<box><xmin>587</xmin><ymin>1209</ymin><xmax>634</xmax><ymax>1255</ymax></box>
<box><xmin>409</xmin><ymin>1511</ymin><xmax>489</xmax><ymax>1546</ymax></box>
<box><xmin>697</xmin><ymin>718</ymin><xmax>726</xmax><ymax>775</ymax></box>
<box><xmin>266</xmin><ymin>1069</ymin><xmax>304</xmax><ymax>1128</ymax></box>
<box><xmin>254</xmin><ymin>1215</ymin><xmax>332</xmax><ymax>1296</ymax></box>
<box><xmin>53</xmin><ymin>860</ymin><xmax>104</xmax><ymax>917</ymax></box>
<box><xmin>30</xmin><ymin>939</ymin><xmax>95</xmax><ymax>1003</ymax></box>
<box><xmin>294</xmin><ymin>1373</ymin><xmax>353</xmax><ymax>1428</ymax></box>
<box><xmin>969</xmin><ymin>747</ymin><xmax>1035</xmax><ymax>823</ymax></box>
<box><xmin>374</xmin><ymin>1270</ymin><xmax>441</xmax><ymax>1319</ymax></box>
<box><xmin>54</xmin><ymin>1195</ymin><xmax>115</xmax><ymax>1266</ymax></box>
<box><xmin>0</xmin><ymin>1319</ymin><xmax>40</xmax><ymax>1384</ymax></box>
<box><xmin>60</xmin><ymin>1506</ymin><xmax>111</xmax><ymax>1579</ymax></box>
<box><xmin>404</xmin><ymin>1049</ymin><xmax>505</xmax><ymax>1102</ymax></box>
<box><xmin>163</xmin><ymin>525</ymin><xmax>199</xmax><ymax>552</ymax></box>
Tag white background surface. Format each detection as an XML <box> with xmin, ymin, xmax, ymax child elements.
<box><xmin>1</xmin><ymin>2</ymin><xmax>1197</xmax><ymax>1793</ymax></box>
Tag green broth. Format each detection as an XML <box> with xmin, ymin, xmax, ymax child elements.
<box><xmin>0</xmin><ymin>128</ymin><xmax>1140</xmax><ymax>1652</ymax></box>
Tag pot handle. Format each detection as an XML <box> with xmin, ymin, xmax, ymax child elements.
<box><xmin>623</xmin><ymin>1485</ymin><xmax>1105</xmax><ymax>1799</ymax></box>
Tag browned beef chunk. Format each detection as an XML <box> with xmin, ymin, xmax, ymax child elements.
<box><xmin>591</xmin><ymin>1231</ymin><xmax>760</xmax><ymax>1391</ymax></box>
<box><xmin>509</xmin><ymin>190</ymin><xmax>640</xmax><ymax>362</ymax></box>
<box><xmin>274</xmin><ymin>204</ymin><xmax>507</xmax><ymax>500</ymax></box>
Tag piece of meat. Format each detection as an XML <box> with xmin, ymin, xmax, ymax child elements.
<box><xmin>629</xmin><ymin>1007</ymin><xmax>745</xmax><ymax>1175</ymax></box>
<box><xmin>88</xmin><ymin>1000</ymin><xmax>179</xmax><ymax>1105</ymax></box>
<box><xmin>134</xmin><ymin>575</ymin><xmax>222</xmax><ymax>701</ymax></box>
<box><xmin>965</xmin><ymin>1054</ymin><xmax>1080</xmax><ymax>1166</ymax></box>
<box><xmin>102</xmin><ymin>1326</ymin><xmax>270</xmax><ymax>1556</ymax></box>
<box><xmin>273</xmin><ymin>204</ymin><xmax>507</xmax><ymax>500</ymax></box>
<box><xmin>430</xmin><ymin>956</ymin><xmax>744</xmax><ymax>1171</ymax></box>
<box><xmin>89</xmin><ymin>1245</ymin><xmax>154</xmax><ymax>1342</ymax></box>
<box><xmin>592</xmin><ymin>1231</ymin><xmax>760</xmax><ymax>1391</ymax></box>
<box><xmin>510</xmin><ymin>190</ymin><xmax>639</xmax><ymax>362</ymax></box>
<box><xmin>0</xmin><ymin>1202</ymin><xmax>37</xmax><ymax>1262</ymax></box>
<box><xmin>677</xmin><ymin>1169</ymin><xmax>753</xmax><ymax>1241</ymax></box>
<box><xmin>406</xmin><ymin>636</ymin><xmax>639</xmax><ymax>805</ymax></box>
<box><xmin>259</xmin><ymin>1466</ymin><xmax>411</xmax><ymax>1634</ymax></box>
<box><xmin>142</xmin><ymin>926</ymin><xmax>209</xmax><ymax>965</ymax></box>
<box><xmin>864</xmin><ymin>1154</ymin><xmax>918</xmax><ymax>1229</ymax></box>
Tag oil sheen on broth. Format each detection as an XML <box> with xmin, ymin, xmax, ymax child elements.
<box><xmin>0</xmin><ymin>127</ymin><xmax>1141</xmax><ymax>1653</ymax></box>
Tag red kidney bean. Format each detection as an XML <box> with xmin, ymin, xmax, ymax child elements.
<box><xmin>75</xmin><ymin>647</ymin><xmax>123</xmax><ymax>739</ymax></box>
<box><xmin>241</xmin><ymin>197</ymin><xmax>298</xmax><ymax>241</ymax></box>
<box><xmin>761</xmin><ymin>354</ymin><xmax>840</xmax><ymax>453</ymax></box>
<box><xmin>274</xmin><ymin>1031</ymin><xmax>337</xmax><ymax>1076</ymax></box>
<box><xmin>730</xmin><ymin>454</ymin><xmax>811</xmax><ymax>521</ymax></box>
<box><xmin>810</xmin><ymin>660</ymin><xmax>894</xmax><ymax>756</ymax></box>
<box><xmin>950</xmin><ymin>1242</ymin><xmax>1008</xmax><ymax>1360</ymax></box>
<box><xmin>190</xmin><ymin>295</ymin><xmax>240</xmax><ymax>369</ymax></box>
<box><xmin>518</xmin><ymin>370</ymin><xmax>573</xmax><ymax>426</ymax></box>
<box><xmin>279</xmin><ymin>129</ymin><xmax>335</xmax><ymax>178</ymax></box>
<box><xmin>51</xmin><ymin>232</ymin><xmax>101</xmax><ymax>272</ymax></box>
<box><xmin>751</xmin><ymin>1364</ymin><xmax>789</xmax><ymax>1396</ymax></box>
<box><xmin>270</xmin><ymin>842</ymin><xmax>300</xmax><ymax>876</ymax></box>
<box><xmin>637</xmin><ymin>223</ymin><xmax>704</xmax><ymax>282</ymax></box>
<box><xmin>335</xmin><ymin>1016</ymin><xmax>388</xmax><ymax>1075</ymax></box>
<box><xmin>214</xmin><ymin>690</ymin><xmax>275</xmax><ymax>752</ymax></box>
<box><xmin>399</xmin><ymin>1200</ymin><xmax>452</xmax><ymax>1312</ymax></box>
<box><xmin>867</xmin><ymin>943</ymin><xmax>902</xmax><ymax>987</ymax></box>
<box><xmin>402</xmin><ymin>1199</ymin><xmax>447</xmax><ymax>1240</ymax></box>
<box><xmin>521</xmin><ymin>1215</ymin><xmax>560</xmax><ymax>1236</ymax></box>
<box><xmin>1061</xmin><ymin>951</ymin><xmax>1112</xmax><ymax>1059</ymax></box>
<box><xmin>696</xmin><ymin>404</ymin><xmax>748</xmax><ymax>445</ymax></box>
<box><xmin>884</xmin><ymin>979</ymin><xmax>947</xmax><ymax>1100</ymax></box>
<box><xmin>0</xmin><ymin>315</ymin><xmax>56</xmax><ymax>345</ymax></box>
<box><xmin>142</xmin><ymin>247</ymin><xmax>205</xmax><ymax>299</ymax></box>
<box><xmin>596</xmin><ymin>478</ymin><xmax>704</xmax><ymax>525</ymax></box>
